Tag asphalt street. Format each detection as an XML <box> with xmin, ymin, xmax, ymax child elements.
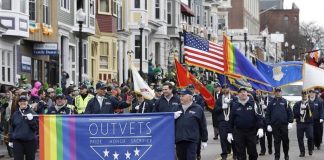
<box><xmin>1</xmin><ymin>111</ymin><xmax>324</xmax><ymax>160</ymax></box>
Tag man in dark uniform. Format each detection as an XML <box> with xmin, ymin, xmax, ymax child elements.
<box><xmin>212</xmin><ymin>83</ymin><xmax>222</xmax><ymax>140</ymax></box>
<box><xmin>153</xmin><ymin>82</ymin><xmax>180</xmax><ymax>112</ymax></box>
<box><xmin>174</xmin><ymin>89</ymin><xmax>208</xmax><ymax>160</ymax></box>
<box><xmin>149</xmin><ymin>86</ymin><xmax>162</xmax><ymax>111</ymax></box>
<box><xmin>227</xmin><ymin>87</ymin><xmax>264</xmax><ymax>160</ymax></box>
<box><xmin>84</xmin><ymin>82</ymin><xmax>131</xmax><ymax>114</ymax></box>
<box><xmin>309</xmin><ymin>89</ymin><xmax>324</xmax><ymax>150</ymax></box>
<box><xmin>187</xmin><ymin>84</ymin><xmax>206</xmax><ymax>109</ymax></box>
<box><xmin>293</xmin><ymin>91</ymin><xmax>315</xmax><ymax>157</ymax></box>
<box><xmin>215</xmin><ymin>84</ymin><xmax>237</xmax><ymax>160</ymax></box>
<box><xmin>266</xmin><ymin>87</ymin><xmax>294</xmax><ymax>160</ymax></box>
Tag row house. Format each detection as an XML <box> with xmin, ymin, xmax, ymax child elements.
<box><xmin>0</xmin><ymin>0</ymin><xmax>29</xmax><ymax>86</ymax></box>
<box><xmin>59</xmin><ymin>0</ymin><xmax>95</xmax><ymax>86</ymax></box>
<box><xmin>89</xmin><ymin>0</ymin><xmax>118</xmax><ymax>83</ymax></box>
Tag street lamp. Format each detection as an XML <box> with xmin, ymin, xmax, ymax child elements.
<box><xmin>76</xmin><ymin>8</ymin><xmax>86</xmax><ymax>85</ymax></box>
<box><xmin>138</xmin><ymin>16</ymin><xmax>145</xmax><ymax>76</ymax></box>
<box><xmin>178</xmin><ymin>25</ymin><xmax>183</xmax><ymax>63</ymax></box>
<box><xmin>230</xmin><ymin>30</ymin><xmax>233</xmax><ymax>42</ymax></box>
<box><xmin>291</xmin><ymin>44</ymin><xmax>296</xmax><ymax>60</ymax></box>
<box><xmin>243</xmin><ymin>27</ymin><xmax>248</xmax><ymax>57</ymax></box>
<box><xmin>284</xmin><ymin>41</ymin><xmax>289</xmax><ymax>61</ymax></box>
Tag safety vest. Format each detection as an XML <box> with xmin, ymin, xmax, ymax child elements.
<box><xmin>74</xmin><ymin>94</ymin><xmax>94</xmax><ymax>114</ymax></box>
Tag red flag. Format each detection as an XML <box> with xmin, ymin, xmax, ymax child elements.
<box><xmin>175</xmin><ymin>59</ymin><xmax>215</xmax><ymax>110</ymax></box>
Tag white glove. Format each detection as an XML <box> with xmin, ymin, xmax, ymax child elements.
<box><xmin>227</xmin><ymin>133</ymin><xmax>234</xmax><ymax>143</ymax></box>
<box><xmin>320</xmin><ymin>119</ymin><xmax>323</xmax><ymax>123</ymax></box>
<box><xmin>8</xmin><ymin>142</ymin><xmax>13</xmax><ymax>148</ymax></box>
<box><xmin>267</xmin><ymin>125</ymin><xmax>272</xmax><ymax>132</ymax></box>
<box><xmin>301</xmin><ymin>104</ymin><xmax>307</xmax><ymax>109</ymax></box>
<box><xmin>260</xmin><ymin>100</ymin><xmax>264</xmax><ymax>105</ymax></box>
<box><xmin>26</xmin><ymin>113</ymin><xmax>33</xmax><ymax>120</ymax></box>
<box><xmin>224</xmin><ymin>98</ymin><xmax>231</xmax><ymax>103</ymax></box>
<box><xmin>174</xmin><ymin>111</ymin><xmax>182</xmax><ymax>119</ymax></box>
<box><xmin>222</xmin><ymin>103</ymin><xmax>228</xmax><ymax>109</ymax></box>
<box><xmin>135</xmin><ymin>105</ymin><xmax>140</xmax><ymax>110</ymax></box>
<box><xmin>257</xmin><ymin>128</ymin><xmax>264</xmax><ymax>138</ymax></box>
<box><xmin>262</xmin><ymin>104</ymin><xmax>267</xmax><ymax>109</ymax></box>
<box><xmin>300</xmin><ymin>110</ymin><xmax>305</xmax><ymax>115</ymax></box>
<box><xmin>201</xmin><ymin>142</ymin><xmax>207</xmax><ymax>150</ymax></box>
<box><xmin>288</xmin><ymin>123</ymin><xmax>293</xmax><ymax>130</ymax></box>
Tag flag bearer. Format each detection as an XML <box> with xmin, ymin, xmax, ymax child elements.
<box><xmin>227</xmin><ymin>87</ymin><xmax>264</xmax><ymax>160</ymax></box>
<box><xmin>215</xmin><ymin>84</ymin><xmax>237</xmax><ymax>160</ymax></box>
<box><xmin>293</xmin><ymin>91</ymin><xmax>314</xmax><ymax>157</ymax></box>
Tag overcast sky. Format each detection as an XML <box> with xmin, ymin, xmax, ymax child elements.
<box><xmin>284</xmin><ymin>0</ymin><xmax>323</xmax><ymax>28</ymax></box>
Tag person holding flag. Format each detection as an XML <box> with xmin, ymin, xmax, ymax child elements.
<box><xmin>131</xmin><ymin>93</ymin><xmax>153</xmax><ymax>113</ymax></box>
<box><xmin>215</xmin><ymin>84</ymin><xmax>237</xmax><ymax>160</ymax></box>
<box><xmin>293</xmin><ymin>91</ymin><xmax>315</xmax><ymax>157</ymax></box>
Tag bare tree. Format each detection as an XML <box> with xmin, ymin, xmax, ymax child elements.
<box><xmin>300</xmin><ymin>22</ymin><xmax>324</xmax><ymax>48</ymax></box>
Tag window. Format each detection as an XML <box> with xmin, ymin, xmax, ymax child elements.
<box><xmin>99</xmin><ymin>0</ymin><xmax>110</xmax><ymax>13</ymax></box>
<box><xmin>44</xmin><ymin>62</ymin><xmax>49</xmax><ymax>83</ymax></box>
<box><xmin>89</xmin><ymin>0</ymin><xmax>95</xmax><ymax>26</ymax></box>
<box><xmin>90</xmin><ymin>0</ymin><xmax>95</xmax><ymax>15</ymax></box>
<box><xmin>135</xmin><ymin>35</ymin><xmax>141</xmax><ymax>59</ymax></box>
<box><xmin>113</xmin><ymin>0</ymin><xmax>117</xmax><ymax>16</ymax></box>
<box><xmin>135</xmin><ymin>0</ymin><xmax>140</xmax><ymax>8</ymax></box>
<box><xmin>100</xmin><ymin>42</ymin><xmax>109</xmax><ymax>69</ymax></box>
<box><xmin>283</xmin><ymin>16</ymin><xmax>288</xmax><ymax>21</ymax></box>
<box><xmin>196</xmin><ymin>6</ymin><xmax>200</xmax><ymax>24</ymax></box>
<box><xmin>1</xmin><ymin>0</ymin><xmax>11</xmax><ymax>10</ymax></box>
<box><xmin>145</xmin><ymin>0</ymin><xmax>147</xmax><ymax>10</ymax></box>
<box><xmin>117</xmin><ymin>4</ymin><xmax>122</xmax><ymax>30</ymax></box>
<box><xmin>113</xmin><ymin>42</ymin><xmax>117</xmax><ymax>70</ymax></box>
<box><xmin>60</xmin><ymin>0</ymin><xmax>70</xmax><ymax>11</ymax></box>
<box><xmin>204</xmin><ymin>11</ymin><xmax>207</xmax><ymax>26</ymax></box>
<box><xmin>83</xmin><ymin>44</ymin><xmax>87</xmax><ymax>74</ymax></box>
<box><xmin>20</xmin><ymin>0</ymin><xmax>26</xmax><ymax>13</ymax></box>
<box><xmin>211</xmin><ymin>16</ymin><xmax>213</xmax><ymax>28</ymax></box>
<box><xmin>32</xmin><ymin>59</ymin><xmax>42</xmax><ymax>81</ymax></box>
<box><xmin>155</xmin><ymin>0</ymin><xmax>160</xmax><ymax>19</ymax></box>
<box><xmin>29</xmin><ymin>0</ymin><xmax>36</xmax><ymax>21</ymax></box>
<box><xmin>167</xmin><ymin>2</ymin><xmax>171</xmax><ymax>24</ymax></box>
<box><xmin>43</xmin><ymin>0</ymin><xmax>50</xmax><ymax>25</ymax></box>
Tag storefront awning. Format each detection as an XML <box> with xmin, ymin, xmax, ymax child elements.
<box><xmin>181</xmin><ymin>3</ymin><xmax>195</xmax><ymax>17</ymax></box>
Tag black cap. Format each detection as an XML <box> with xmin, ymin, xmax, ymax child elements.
<box><xmin>274</xmin><ymin>87</ymin><xmax>281</xmax><ymax>92</ymax></box>
<box><xmin>79</xmin><ymin>84</ymin><xmax>88</xmax><ymax>89</ymax></box>
<box><xmin>309</xmin><ymin>89</ymin><xmax>316</xmax><ymax>93</ymax></box>
<box><xmin>222</xmin><ymin>84</ymin><xmax>229</xmax><ymax>89</ymax></box>
<box><xmin>55</xmin><ymin>94</ymin><xmax>65</xmax><ymax>99</ymax></box>
<box><xmin>238</xmin><ymin>87</ymin><xmax>247</xmax><ymax>93</ymax></box>
<box><xmin>179</xmin><ymin>89</ymin><xmax>193</xmax><ymax>95</ymax></box>
<box><xmin>187</xmin><ymin>84</ymin><xmax>195</xmax><ymax>89</ymax></box>
<box><xmin>155</xmin><ymin>86</ymin><xmax>162</xmax><ymax>92</ymax></box>
<box><xmin>96</xmin><ymin>82</ymin><xmax>107</xmax><ymax>89</ymax></box>
<box><xmin>214</xmin><ymin>83</ymin><xmax>221</xmax><ymax>88</ymax></box>
<box><xmin>18</xmin><ymin>95</ymin><xmax>28</xmax><ymax>101</ymax></box>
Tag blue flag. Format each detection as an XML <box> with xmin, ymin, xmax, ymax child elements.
<box><xmin>256</xmin><ymin>60</ymin><xmax>303</xmax><ymax>87</ymax></box>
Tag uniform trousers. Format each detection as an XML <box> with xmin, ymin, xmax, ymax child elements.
<box><xmin>13</xmin><ymin>139</ymin><xmax>36</xmax><ymax>160</ymax></box>
<box><xmin>176</xmin><ymin>141</ymin><xmax>197</xmax><ymax>160</ymax></box>
<box><xmin>313</xmin><ymin>120</ymin><xmax>323</xmax><ymax>148</ymax></box>
<box><xmin>272</xmin><ymin>124</ymin><xmax>289</xmax><ymax>159</ymax></box>
<box><xmin>234</xmin><ymin>128</ymin><xmax>258</xmax><ymax>160</ymax></box>
<box><xmin>297</xmin><ymin>123</ymin><xmax>313</xmax><ymax>153</ymax></box>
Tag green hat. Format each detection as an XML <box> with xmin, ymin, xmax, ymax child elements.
<box><xmin>56</xmin><ymin>87</ymin><xmax>63</xmax><ymax>95</ymax></box>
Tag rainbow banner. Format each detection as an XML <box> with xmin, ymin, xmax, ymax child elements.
<box><xmin>223</xmin><ymin>35</ymin><xmax>273</xmax><ymax>91</ymax></box>
<box><xmin>39</xmin><ymin>113</ymin><xmax>174</xmax><ymax>160</ymax></box>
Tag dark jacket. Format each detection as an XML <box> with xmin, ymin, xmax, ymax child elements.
<box><xmin>228</xmin><ymin>97</ymin><xmax>263</xmax><ymax>133</ymax></box>
<box><xmin>293</xmin><ymin>100</ymin><xmax>314</xmax><ymax>123</ymax></box>
<box><xmin>266</xmin><ymin>97</ymin><xmax>293</xmax><ymax>126</ymax></box>
<box><xmin>9</xmin><ymin>106</ymin><xmax>37</xmax><ymax>141</ymax></box>
<box><xmin>131</xmin><ymin>100</ymin><xmax>153</xmax><ymax>113</ymax></box>
<box><xmin>212</xmin><ymin>92</ymin><xmax>222</xmax><ymax>127</ymax></box>
<box><xmin>175</xmin><ymin>103</ymin><xmax>208</xmax><ymax>143</ymax></box>
<box><xmin>84</xmin><ymin>96</ymin><xmax>130</xmax><ymax>114</ymax></box>
<box><xmin>153</xmin><ymin>95</ymin><xmax>180</xmax><ymax>112</ymax></box>
<box><xmin>35</xmin><ymin>100</ymin><xmax>48</xmax><ymax>114</ymax></box>
<box><xmin>309</xmin><ymin>98</ymin><xmax>324</xmax><ymax>120</ymax></box>
<box><xmin>214</xmin><ymin>94</ymin><xmax>238</xmax><ymax>123</ymax></box>
<box><xmin>47</xmin><ymin>104</ymin><xmax>75</xmax><ymax>114</ymax></box>
<box><xmin>65</xmin><ymin>94</ymin><xmax>74</xmax><ymax>105</ymax></box>
<box><xmin>193</xmin><ymin>94</ymin><xmax>206</xmax><ymax>109</ymax></box>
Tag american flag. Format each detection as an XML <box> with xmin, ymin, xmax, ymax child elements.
<box><xmin>183</xmin><ymin>32</ymin><xmax>225</xmax><ymax>73</ymax></box>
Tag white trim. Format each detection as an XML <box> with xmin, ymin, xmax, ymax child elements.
<box><xmin>60</xmin><ymin>0</ymin><xmax>71</xmax><ymax>13</ymax></box>
<box><xmin>97</xmin><ymin>0</ymin><xmax>111</xmax><ymax>15</ymax></box>
<box><xmin>112</xmin><ymin>0</ymin><xmax>117</xmax><ymax>17</ymax></box>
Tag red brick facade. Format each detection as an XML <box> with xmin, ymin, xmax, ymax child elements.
<box><xmin>228</xmin><ymin>0</ymin><xmax>244</xmax><ymax>29</ymax></box>
<box><xmin>96</xmin><ymin>1</ymin><xmax>117</xmax><ymax>33</ymax></box>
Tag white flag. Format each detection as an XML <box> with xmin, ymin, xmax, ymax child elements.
<box><xmin>131</xmin><ymin>64</ymin><xmax>155</xmax><ymax>100</ymax></box>
<box><xmin>303</xmin><ymin>63</ymin><xmax>324</xmax><ymax>90</ymax></box>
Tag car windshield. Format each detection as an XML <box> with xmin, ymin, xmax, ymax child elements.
<box><xmin>281</xmin><ymin>85</ymin><xmax>302</xmax><ymax>96</ymax></box>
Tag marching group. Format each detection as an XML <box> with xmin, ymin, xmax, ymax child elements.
<box><xmin>0</xmin><ymin>80</ymin><xmax>323</xmax><ymax>160</ymax></box>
